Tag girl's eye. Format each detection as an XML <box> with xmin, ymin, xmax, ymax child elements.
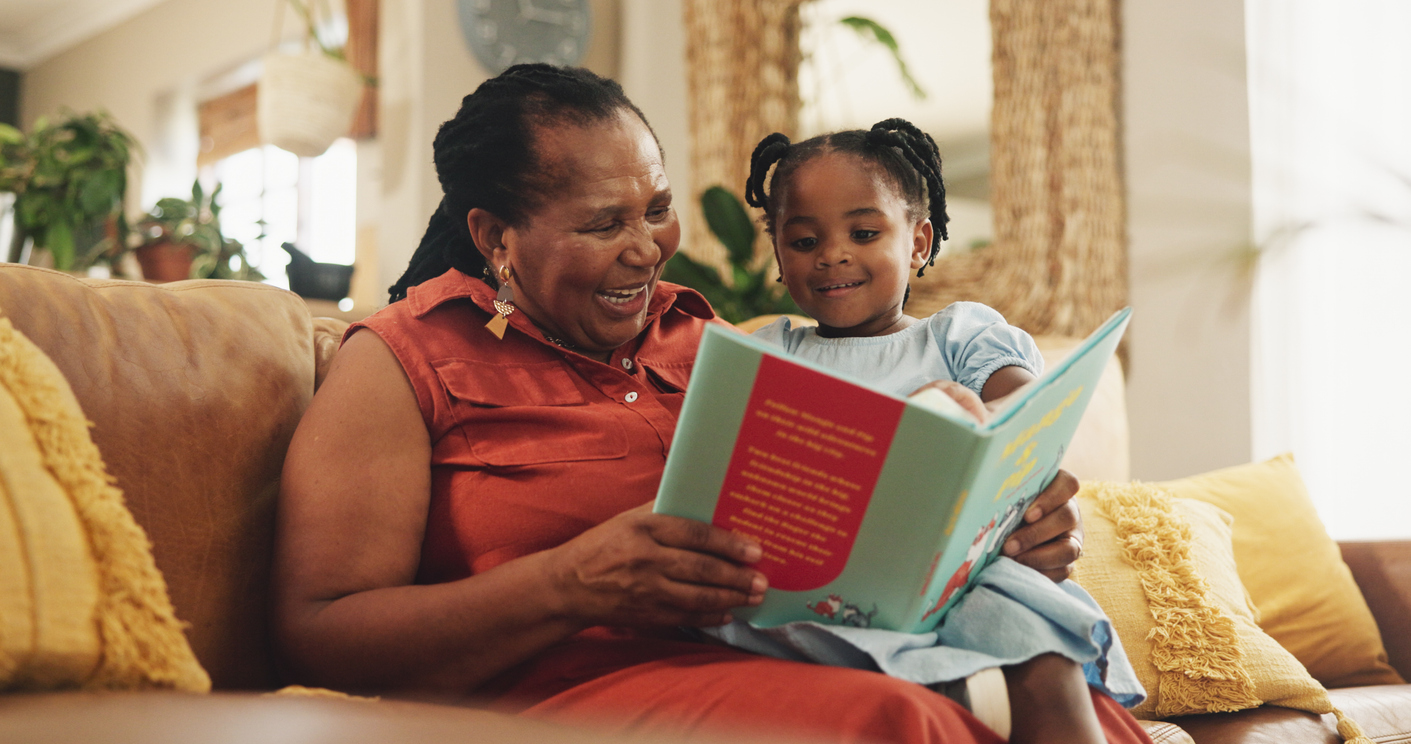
<box><xmin>852</xmin><ymin>229</ymin><xmax>879</xmax><ymax>241</ymax></box>
<box><xmin>790</xmin><ymin>237</ymin><xmax>818</xmax><ymax>250</ymax></box>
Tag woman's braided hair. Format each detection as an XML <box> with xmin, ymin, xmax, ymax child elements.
<box><xmin>388</xmin><ymin>64</ymin><xmax>656</xmax><ymax>303</ymax></box>
<box><xmin>744</xmin><ymin>118</ymin><xmax>949</xmax><ymax>277</ymax></box>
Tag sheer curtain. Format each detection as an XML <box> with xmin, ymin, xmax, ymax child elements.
<box><xmin>1249</xmin><ymin>0</ymin><xmax>1411</xmax><ymax>539</ymax></box>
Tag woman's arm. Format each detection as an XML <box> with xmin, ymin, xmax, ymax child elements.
<box><xmin>272</xmin><ymin>330</ymin><xmax>765</xmax><ymax>694</ymax></box>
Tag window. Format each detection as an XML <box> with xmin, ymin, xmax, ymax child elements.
<box><xmin>1249</xmin><ymin>0</ymin><xmax>1411</xmax><ymax>539</ymax></box>
<box><xmin>199</xmin><ymin>138</ymin><xmax>356</xmax><ymax>288</ymax></box>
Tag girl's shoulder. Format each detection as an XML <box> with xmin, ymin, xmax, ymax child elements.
<box><xmin>921</xmin><ymin>301</ymin><xmax>1012</xmax><ymax>337</ymax></box>
<box><xmin>749</xmin><ymin>314</ymin><xmax>816</xmax><ymax>351</ymax></box>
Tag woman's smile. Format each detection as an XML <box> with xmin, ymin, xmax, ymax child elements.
<box><xmin>596</xmin><ymin>284</ymin><xmax>650</xmax><ymax>314</ymax></box>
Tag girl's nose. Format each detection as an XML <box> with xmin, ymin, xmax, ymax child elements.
<box><xmin>816</xmin><ymin>241</ymin><xmax>851</xmax><ymax>267</ymax></box>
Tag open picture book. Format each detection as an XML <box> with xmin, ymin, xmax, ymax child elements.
<box><xmin>653</xmin><ymin>308</ymin><xmax>1132</xmax><ymax>633</ymax></box>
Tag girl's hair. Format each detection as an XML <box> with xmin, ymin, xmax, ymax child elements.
<box><xmin>744</xmin><ymin>118</ymin><xmax>948</xmax><ymax>277</ymax></box>
<box><xmin>388</xmin><ymin>64</ymin><xmax>655</xmax><ymax>303</ymax></box>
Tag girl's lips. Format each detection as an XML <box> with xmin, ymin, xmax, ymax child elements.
<box><xmin>814</xmin><ymin>280</ymin><xmax>864</xmax><ymax>298</ymax></box>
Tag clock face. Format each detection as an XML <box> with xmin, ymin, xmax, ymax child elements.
<box><xmin>458</xmin><ymin>0</ymin><xmax>592</xmax><ymax>75</ymax></box>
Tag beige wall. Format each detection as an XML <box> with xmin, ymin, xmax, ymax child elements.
<box><xmin>20</xmin><ymin>0</ymin><xmax>620</xmax><ymax>302</ymax></box>
<box><xmin>22</xmin><ymin>0</ymin><xmax>287</xmax><ymax>207</ymax></box>
<box><xmin>1123</xmin><ymin>0</ymin><xmax>1255</xmax><ymax>480</ymax></box>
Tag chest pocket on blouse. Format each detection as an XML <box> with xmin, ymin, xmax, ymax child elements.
<box><xmin>433</xmin><ymin>359</ymin><xmax>629</xmax><ymax>467</ymax></box>
<box><xmin>639</xmin><ymin>359</ymin><xmax>692</xmax><ymax>394</ymax></box>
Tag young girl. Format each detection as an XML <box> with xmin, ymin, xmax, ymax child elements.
<box><xmin>719</xmin><ymin>119</ymin><xmax>1145</xmax><ymax>744</ymax></box>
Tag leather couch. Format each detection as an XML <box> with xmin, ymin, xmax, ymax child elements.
<box><xmin>0</xmin><ymin>264</ymin><xmax>1408</xmax><ymax>744</ymax></box>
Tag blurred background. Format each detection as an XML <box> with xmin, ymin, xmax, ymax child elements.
<box><xmin>0</xmin><ymin>0</ymin><xmax>1407</xmax><ymax>538</ymax></box>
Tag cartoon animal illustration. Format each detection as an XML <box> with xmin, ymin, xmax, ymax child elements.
<box><xmin>807</xmin><ymin>594</ymin><xmax>843</xmax><ymax>619</ymax></box>
<box><xmin>838</xmin><ymin>601</ymin><xmax>879</xmax><ymax>628</ymax></box>
<box><xmin>806</xmin><ymin>594</ymin><xmax>878</xmax><ymax>627</ymax></box>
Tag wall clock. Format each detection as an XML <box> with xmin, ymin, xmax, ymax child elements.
<box><xmin>458</xmin><ymin>0</ymin><xmax>592</xmax><ymax>75</ymax></box>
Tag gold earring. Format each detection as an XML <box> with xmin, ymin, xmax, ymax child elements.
<box><xmin>485</xmin><ymin>265</ymin><xmax>515</xmax><ymax>339</ymax></box>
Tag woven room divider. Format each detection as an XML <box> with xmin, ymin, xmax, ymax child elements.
<box><xmin>682</xmin><ymin>0</ymin><xmax>1127</xmax><ymax>338</ymax></box>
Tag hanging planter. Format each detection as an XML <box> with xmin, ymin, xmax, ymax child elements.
<box><xmin>257</xmin><ymin>0</ymin><xmax>365</xmax><ymax>158</ymax></box>
<box><xmin>257</xmin><ymin>50</ymin><xmax>363</xmax><ymax>158</ymax></box>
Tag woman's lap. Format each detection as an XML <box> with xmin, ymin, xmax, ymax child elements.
<box><xmin>492</xmin><ymin>635</ymin><xmax>1152</xmax><ymax>744</ymax></box>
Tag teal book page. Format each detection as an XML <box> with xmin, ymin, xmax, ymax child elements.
<box><xmin>653</xmin><ymin>327</ymin><xmax>762</xmax><ymax>523</ymax></box>
<box><xmin>912</xmin><ymin>308</ymin><xmax>1132</xmax><ymax>630</ymax></box>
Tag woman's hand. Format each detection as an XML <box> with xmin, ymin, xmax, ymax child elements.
<box><xmin>545</xmin><ymin>503</ymin><xmax>767</xmax><ymax>628</ymax></box>
<box><xmin>1001</xmin><ymin>470</ymin><xmax>1084</xmax><ymax>582</ymax></box>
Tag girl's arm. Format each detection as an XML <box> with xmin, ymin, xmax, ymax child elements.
<box><xmin>981</xmin><ymin>364</ymin><xmax>1036</xmax><ymax>403</ymax></box>
<box><xmin>270</xmin><ymin>330</ymin><xmax>765</xmax><ymax>694</ymax></box>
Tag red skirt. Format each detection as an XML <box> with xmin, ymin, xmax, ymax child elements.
<box><xmin>486</xmin><ymin>631</ymin><xmax>1153</xmax><ymax>744</ymax></box>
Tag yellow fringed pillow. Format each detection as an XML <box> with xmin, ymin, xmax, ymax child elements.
<box><xmin>1072</xmin><ymin>482</ymin><xmax>1366</xmax><ymax>740</ymax></box>
<box><xmin>0</xmin><ymin>317</ymin><xmax>209</xmax><ymax>691</ymax></box>
<box><xmin>1158</xmin><ymin>455</ymin><xmax>1402</xmax><ymax>689</ymax></box>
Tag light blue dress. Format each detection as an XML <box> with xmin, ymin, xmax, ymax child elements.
<box><xmin>712</xmin><ymin>303</ymin><xmax>1145</xmax><ymax>707</ymax></box>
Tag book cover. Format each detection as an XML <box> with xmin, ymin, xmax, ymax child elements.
<box><xmin>653</xmin><ymin>308</ymin><xmax>1131</xmax><ymax>633</ymax></box>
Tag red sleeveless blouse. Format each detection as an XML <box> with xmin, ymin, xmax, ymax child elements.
<box><xmin>347</xmin><ymin>268</ymin><xmax>717</xmax><ymax>585</ymax></box>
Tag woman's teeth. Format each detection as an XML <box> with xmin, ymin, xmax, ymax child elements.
<box><xmin>599</xmin><ymin>287</ymin><xmax>644</xmax><ymax>305</ymax></box>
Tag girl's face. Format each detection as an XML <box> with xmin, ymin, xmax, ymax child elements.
<box><xmin>772</xmin><ymin>152</ymin><xmax>932</xmax><ymax>338</ymax></box>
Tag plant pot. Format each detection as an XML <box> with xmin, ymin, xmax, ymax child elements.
<box><xmin>257</xmin><ymin>50</ymin><xmax>364</xmax><ymax>158</ymax></box>
<box><xmin>282</xmin><ymin>242</ymin><xmax>353</xmax><ymax>300</ymax></box>
<box><xmin>134</xmin><ymin>241</ymin><xmax>196</xmax><ymax>283</ymax></box>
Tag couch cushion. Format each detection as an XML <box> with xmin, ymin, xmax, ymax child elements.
<box><xmin>1159</xmin><ymin>456</ymin><xmax>1402</xmax><ymax>689</ymax></box>
<box><xmin>0</xmin><ymin>265</ymin><xmax>317</xmax><ymax>689</ymax></box>
<box><xmin>0</xmin><ymin>317</ymin><xmax>207</xmax><ymax>691</ymax></box>
<box><xmin>1073</xmin><ymin>482</ymin><xmax>1337</xmax><ymax>720</ymax></box>
<box><xmin>1172</xmin><ymin>685</ymin><xmax>1411</xmax><ymax>744</ymax></box>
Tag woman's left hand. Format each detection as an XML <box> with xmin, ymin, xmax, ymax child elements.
<box><xmin>1000</xmin><ymin>469</ymin><xmax>1084</xmax><ymax>582</ymax></box>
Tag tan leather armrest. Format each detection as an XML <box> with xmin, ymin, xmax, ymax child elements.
<box><xmin>1339</xmin><ymin>541</ymin><xmax>1411</xmax><ymax>681</ymax></box>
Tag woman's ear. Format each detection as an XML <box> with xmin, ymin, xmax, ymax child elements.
<box><xmin>466</xmin><ymin>208</ymin><xmax>510</xmax><ymax>269</ymax></box>
<box><xmin>910</xmin><ymin>219</ymin><xmax>935</xmax><ymax>270</ymax></box>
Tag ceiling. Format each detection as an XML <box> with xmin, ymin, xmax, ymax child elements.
<box><xmin>0</xmin><ymin>0</ymin><xmax>165</xmax><ymax>69</ymax></box>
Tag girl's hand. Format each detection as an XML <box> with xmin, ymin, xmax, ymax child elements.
<box><xmin>1001</xmin><ymin>470</ymin><xmax>1084</xmax><ymax>582</ymax></box>
<box><xmin>544</xmin><ymin>503</ymin><xmax>768</xmax><ymax>628</ymax></box>
<box><xmin>909</xmin><ymin>380</ymin><xmax>989</xmax><ymax>423</ymax></box>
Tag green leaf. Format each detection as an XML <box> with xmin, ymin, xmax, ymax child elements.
<box><xmin>839</xmin><ymin>16</ymin><xmax>927</xmax><ymax>100</ymax></box>
<box><xmin>700</xmin><ymin>186</ymin><xmax>757</xmax><ymax>268</ymax></box>
<box><xmin>45</xmin><ymin>220</ymin><xmax>75</xmax><ymax>270</ymax></box>
<box><xmin>0</xmin><ymin>124</ymin><xmax>24</xmax><ymax>145</ymax></box>
<box><xmin>77</xmin><ymin>171</ymin><xmax>118</xmax><ymax>215</ymax></box>
<box><xmin>660</xmin><ymin>251</ymin><xmax>724</xmax><ymax>290</ymax></box>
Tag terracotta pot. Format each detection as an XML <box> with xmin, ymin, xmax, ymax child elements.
<box><xmin>134</xmin><ymin>241</ymin><xmax>196</xmax><ymax>283</ymax></box>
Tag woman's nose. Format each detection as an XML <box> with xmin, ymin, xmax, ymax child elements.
<box><xmin>620</xmin><ymin>219</ymin><xmax>662</xmax><ymax>267</ymax></box>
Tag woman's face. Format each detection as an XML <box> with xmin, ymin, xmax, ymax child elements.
<box><xmin>496</xmin><ymin>111</ymin><xmax>679</xmax><ymax>359</ymax></box>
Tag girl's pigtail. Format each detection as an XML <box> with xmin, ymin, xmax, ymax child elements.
<box><xmin>868</xmin><ymin>119</ymin><xmax>949</xmax><ymax>276</ymax></box>
<box><xmin>746</xmin><ymin>132</ymin><xmax>792</xmax><ymax>209</ymax></box>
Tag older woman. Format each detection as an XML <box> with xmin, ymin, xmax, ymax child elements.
<box><xmin>272</xmin><ymin>65</ymin><xmax>1151</xmax><ymax>744</ymax></box>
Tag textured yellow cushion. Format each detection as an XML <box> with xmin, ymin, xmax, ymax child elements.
<box><xmin>1073</xmin><ymin>483</ymin><xmax>1369</xmax><ymax>743</ymax></box>
<box><xmin>0</xmin><ymin>317</ymin><xmax>208</xmax><ymax>691</ymax></box>
<box><xmin>1157</xmin><ymin>455</ymin><xmax>1402</xmax><ymax>689</ymax></box>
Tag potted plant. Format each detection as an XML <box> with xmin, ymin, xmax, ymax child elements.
<box><xmin>660</xmin><ymin>185</ymin><xmax>800</xmax><ymax>325</ymax></box>
<box><xmin>133</xmin><ymin>180</ymin><xmax>263</xmax><ymax>282</ymax></box>
<box><xmin>257</xmin><ymin>0</ymin><xmax>365</xmax><ymax>158</ymax></box>
<box><xmin>0</xmin><ymin>111</ymin><xmax>137</xmax><ymax>272</ymax></box>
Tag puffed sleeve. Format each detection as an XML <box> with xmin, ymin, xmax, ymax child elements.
<box><xmin>749</xmin><ymin>315</ymin><xmax>801</xmax><ymax>352</ymax></box>
<box><xmin>929</xmin><ymin>302</ymin><xmax>1043</xmax><ymax>396</ymax></box>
